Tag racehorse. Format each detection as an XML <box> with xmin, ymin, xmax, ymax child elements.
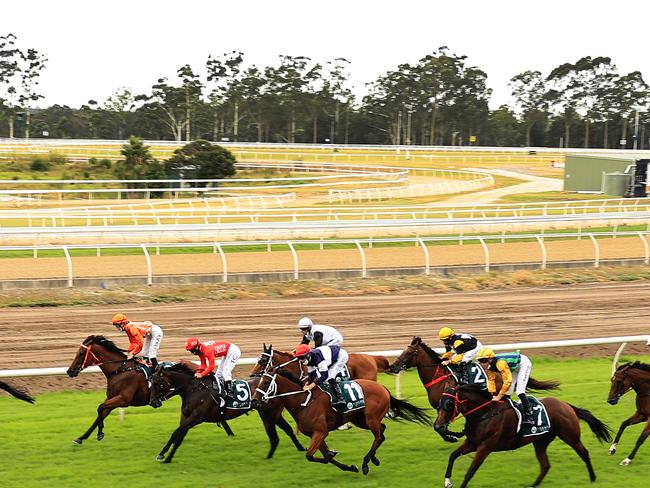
<box><xmin>251</xmin><ymin>361</ymin><xmax>433</xmax><ymax>475</ymax></box>
<box><xmin>66</xmin><ymin>335</ymin><xmax>152</xmax><ymax>444</ymax></box>
<box><xmin>250</xmin><ymin>344</ymin><xmax>389</xmax><ymax>381</ymax></box>
<box><xmin>435</xmin><ymin>384</ymin><xmax>611</xmax><ymax>488</ymax></box>
<box><xmin>0</xmin><ymin>380</ymin><xmax>35</xmax><ymax>403</ymax></box>
<box><xmin>607</xmin><ymin>361</ymin><xmax>650</xmax><ymax>465</ymax></box>
<box><xmin>149</xmin><ymin>363</ymin><xmax>305</xmax><ymax>462</ymax></box>
<box><xmin>388</xmin><ymin>336</ymin><xmax>559</xmax><ymax>411</ymax></box>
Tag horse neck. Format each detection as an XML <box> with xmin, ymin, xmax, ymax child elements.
<box><xmin>274</xmin><ymin>352</ymin><xmax>302</xmax><ymax>376</ymax></box>
<box><xmin>93</xmin><ymin>345</ymin><xmax>126</xmax><ymax>377</ymax></box>
<box><xmin>167</xmin><ymin>370</ymin><xmax>196</xmax><ymax>395</ymax></box>
<box><xmin>273</xmin><ymin>373</ymin><xmax>309</xmax><ymax>415</ymax></box>
<box><xmin>416</xmin><ymin>347</ymin><xmax>447</xmax><ymax>385</ymax></box>
<box><xmin>628</xmin><ymin>369</ymin><xmax>650</xmax><ymax>395</ymax></box>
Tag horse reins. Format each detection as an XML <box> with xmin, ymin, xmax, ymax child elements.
<box><xmin>442</xmin><ymin>391</ymin><xmax>495</xmax><ymax>423</ymax></box>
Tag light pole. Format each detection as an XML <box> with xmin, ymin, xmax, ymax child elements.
<box><xmin>633</xmin><ymin>110</ymin><xmax>640</xmax><ymax>150</ymax></box>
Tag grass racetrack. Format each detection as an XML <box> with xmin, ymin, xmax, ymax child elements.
<box><xmin>1</xmin><ymin>357</ymin><xmax>648</xmax><ymax>487</ymax></box>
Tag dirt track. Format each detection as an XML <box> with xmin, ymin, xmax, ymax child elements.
<box><xmin>2</xmin><ymin>281</ymin><xmax>649</xmax><ymax>393</ymax></box>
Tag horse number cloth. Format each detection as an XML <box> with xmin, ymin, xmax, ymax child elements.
<box><xmin>318</xmin><ymin>379</ymin><xmax>365</xmax><ymax>412</ymax></box>
<box><xmin>508</xmin><ymin>395</ymin><xmax>551</xmax><ymax>436</ymax></box>
<box><xmin>224</xmin><ymin>380</ymin><xmax>251</xmax><ymax>410</ymax></box>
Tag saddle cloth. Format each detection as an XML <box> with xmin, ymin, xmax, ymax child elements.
<box><xmin>318</xmin><ymin>379</ymin><xmax>365</xmax><ymax>412</ymax></box>
<box><xmin>224</xmin><ymin>380</ymin><xmax>251</xmax><ymax>410</ymax></box>
<box><xmin>508</xmin><ymin>395</ymin><xmax>551</xmax><ymax>437</ymax></box>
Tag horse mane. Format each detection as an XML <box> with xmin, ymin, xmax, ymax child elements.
<box><xmin>167</xmin><ymin>363</ymin><xmax>195</xmax><ymax>376</ymax></box>
<box><xmin>276</xmin><ymin>368</ymin><xmax>303</xmax><ymax>387</ymax></box>
<box><xmin>83</xmin><ymin>335</ymin><xmax>126</xmax><ymax>355</ymax></box>
<box><xmin>419</xmin><ymin>340</ymin><xmax>442</xmax><ymax>363</ymax></box>
<box><xmin>619</xmin><ymin>361</ymin><xmax>650</xmax><ymax>373</ymax></box>
<box><xmin>459</xmin><ymin>383</ymin><xmax>491</xmax><ymax>400</ymax></box>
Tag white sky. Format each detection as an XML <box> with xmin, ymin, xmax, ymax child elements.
<box><xmin>2</xmin><ymin>0</ymin><xmax>649</xmax><ymax>110</ymax></box>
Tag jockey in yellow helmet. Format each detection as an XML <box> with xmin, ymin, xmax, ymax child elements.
<box><xmin>438</xmin><ymin>327</ymin><xmax>483</xmax><ymax>382</ymax></box>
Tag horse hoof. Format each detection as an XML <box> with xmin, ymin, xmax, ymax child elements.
<box><xmin>362</xmin><ymin>465</ymin><xmax>369</xmax><ymax>475</ymax></box>
<box><xmin>620</xmin><ymin>458</ymin><xmax>632</xmax><ymax>466</ymax></box>
<box><xmin>163</xmin><ymin>458</ymin><xmax>172</xmax><ymax>464</ymax></box>
<box><xmin>350</xmin><ymin>465</ymin><xmax>359</xmax><ymax>473</ymax></box>
<box><xmin>156</xmin><ymin>455</ymin><xmax>164</xmax><ymax>462</ymax></box>
<box><xmin>444</xmin><ymin>478</ymin><xmax>453</xmax><ymax>488</ymax></box>
<box><xmin>97</xmin><ymin>433</ymin><xmax>104</xmax><ymax>441</ymax></box>
<box><xmin>72</xmin><ymin>438</ymin><xmax>83</xmax><ymax>445</ymax></box>
<box><xmin>337</xmin><ymin>423</ymin><xmax>352</xmax><ymax>431</ymax></box>
<box><xmin>371</xmin><ymin>457</ymin><xmax>380</xmax><ymax>466</ymax></box>
<box><xmin>608</xmin><ymin>445</ymin><xmax>617</xmax><ymax>455</ymax></box>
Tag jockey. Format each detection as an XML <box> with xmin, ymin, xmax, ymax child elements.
<box><xmin>438</xmin><ymin>327</ymin><xmax>483</xmax><ymax>382</ymax></box>
<box><xmin>294</xmin><ymin>343</ymin><xmax>348</xmax><ymax>416</ymax></box>
<box><xmin>298</xmin><ymin>317</ymin><xmax>343</xmax><ymax>348</ymax></box>
<box><xmin>184</xmin><ymin>337</ymin><xmax>241</xmax><ymax>396</ymax></box>
<box><xmin>111</xmin><ymin>313</ymin><xmax>163</xmax><ymax>369</ymax></box>
<box><xmin>476</xmin><ymin>348</ymin><xmax>534</xmax><ymax>425</ymax></box>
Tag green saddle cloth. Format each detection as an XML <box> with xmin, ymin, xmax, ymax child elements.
<box><xmin>318</xmin><ymin>379</ymin><xmax>365</xmax><ymax>412</ymax></box>
<box><xmin>224</xmin><ymin>380</ymin><xmax>251</xmax><ymax>410</ymax></box>
<box><xmin>508</xmin><ymin>395</ymin><xmax>551</xmax><ymax>436</ymax></box>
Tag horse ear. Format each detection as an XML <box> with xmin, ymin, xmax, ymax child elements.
<box><xmin>263</xmin><ymin>343</ymin><xmax>267</xmax><ymax>350</ymax></box>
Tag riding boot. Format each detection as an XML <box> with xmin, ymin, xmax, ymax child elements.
<box><xmin>225</xmin><ymin>380</ymin><xmax>233</xmax><ymax>397</ymax></box>
<box><xmin>518</xmin><ymin>393</ymin><xmax>534</xmax><ymax>426</ymax></box>
<box><xmin>328</xmin><ymin>378</ymin><xmax>345</xmax><ymax>424</ymax></box>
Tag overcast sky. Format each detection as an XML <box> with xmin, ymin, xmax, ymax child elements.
<box><xmin>2</xmin><ymin>0</ymin><xmax>649</xmax><ymax>110</ymax></box>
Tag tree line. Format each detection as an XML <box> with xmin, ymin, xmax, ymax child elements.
<box><xmin>1</xmin><ymin>34</ymin><xmax>649</xmax><ymax>149</ymax></box>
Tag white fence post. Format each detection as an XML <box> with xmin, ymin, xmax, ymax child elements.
<box><xmin>214</xmin><ymin>242</ymin><xmax>228</xmax><ymax>283</ymax></box>
<box><xmin>478</xmin><ymin>237</ymin><xmax>490</xmax><ymax>272</ymax></box>
<box><xmin>535</xmin><ymin>235</ymin><xmax>547</xmax><ymax>270</ymax></box>
<box><xmin>588</xmin><ymin>233</ymin><xmax>600</xmax><ymax>268</ymax></box>
<box><xmin>355</xmin><ymin>240</ymin><xmax>367</xmax><ymax>278</ymax></box>
<box><xmin>638</xmin><ymin>232</ymin><xmax>649</xmax><ymax>265</ymax></box>
<box><xmin>417</xmin><ymin>237</ymin><xmax>430</xmax><ymax>275</ymax></box>
<box><xmin>141</xmin><ymin>244</ymin><xmax>152</xmax><ymax>285</ymax></box>
<box><xmin>62</xmin><ymin>245</ymin><xmax>73</xmax><ymax>287</ymax></box>
<box><xmin>287</xmin><ymin>240</ymin><xmax>299</xmax><ymax>280</ymax></box>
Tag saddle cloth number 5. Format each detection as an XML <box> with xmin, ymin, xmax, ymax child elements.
<box><xmin>235</xmin><ymin>382</ymin><xmax>249</xmax><ymax>401</ymax></box>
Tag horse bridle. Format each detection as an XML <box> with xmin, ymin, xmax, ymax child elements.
<box><xmin>74</xmin><ymin>343</ymin><xmax>132</xmax><ymax>374</ymax></box>
<box><xmin>254</xmin><ymin>357</ymin><xmax>311</xmax><ymax>406</ymax></box>
<box><xmin>441</xmin><ymin>391</ymin><xmax>494</xmax><ymax>423</ymax></box>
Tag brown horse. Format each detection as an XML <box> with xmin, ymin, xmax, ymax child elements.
<box><xmin>607</xmin><ymin>361</ymin><xmax>650</xmax><ymax>465</ymax></box>
<box><xmin>435</xmin><ymin>384</ymin><xmax>611</xmax><ymax>488</ymax></box>
<box><xmin>0</xmin><ymin>380</ymin><xmax>35</xmax><ymax>403</ymax></box>
<box><xmin>250</xmin><ymin>344</ymin><xmax>388</xmax><ymax>381</ymax></box>
<box><xmin>66</xmin><ymin>335</ymin><xmax>152</xmax><ymax>444</ymax></box>
<box><xmin>251</xmin><ymin>361</ymin><xmax>432</xmax><ymax>475</ymax></box>
<box><xmin>389</xmin><ymin>337</ymin><xmax>558</xmax><ymax>412</ymax></box>
<box><xmin>149</xmin><ymin>363</ymin><xmax>305</xmax><ymax>462</ymax></box>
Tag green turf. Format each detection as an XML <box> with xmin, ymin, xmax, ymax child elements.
<box><xmin>0</xmin><ymin>356</ymin><xmax>648</xmax><ymax>487</ymax></box>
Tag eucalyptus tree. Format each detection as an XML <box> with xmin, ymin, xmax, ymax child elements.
<box><xmin>265</xmin><ymin>55</ymin><xmax>321</xmax><ymax>143</ymax></box>
<box><xmin>0</xmin><ymin>33</ymin><xmax>20</xmax><ymax>137</ymax></box>
<box><xmin>321</xmin><ymin>58</ymin><xmax>353</xmax><ymax>143</ymax></box>
<box><xmin>101</xmin><ymin>87</ymin><xmax>135</xmax><ymax>139</ymax></box>
<box><xmin>206</xmin><ymin>51</ymin><xmax>245</xmax><ymax>141</ymax></box>
<box><xmin>17</xmin><ymin>47</ymin><xmax>47</xmax><ymax>138</ymax></box>
<box><xmin>545</xmin><ymin>61</ymin><xmax>583</xmax><ymax>147</ymax></box>
<box><xmin>509</xmin><ymin>70</ymin><xmax>548</xmax><ymax>146</ymax></box>
<box><xmin>610</xmin><ymin>71</ymin><xmax>650</xmax><ymax>147</ymax></box>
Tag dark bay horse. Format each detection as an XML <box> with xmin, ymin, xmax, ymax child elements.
<box><xmin>435</xmin><ymin>384</ymin><xmax>611</xmax><ymax>488</ymax></box>
<box><xmin>252</xmin><ymin>362</ymin><xmax>432</xmax><ymax>475</ymax></box>
<box><xmin>389</xmin><ymin>336</ymin><xmax>559</xmax><ymax>412</ymax></box>
<box><xmin>0</xmin><ymin>380</ymin><xmax>35</xmax><ymax>403</ymax></box>
<box><xmin>250</xmin><ymin>344</ymin><xmax>388</xmax><ymax>381</ymax></box>
<box><xmin>607</xmin><ymin>361</ymin><xmax>650</xmax><ymax>465</ymax></box>
<box><xmin>149</xmin><ymin>363</ymin><xmax>305</xmax><ymax>462</ymax></box>
<box><xmin>66</xmin><ymin>335</ymin><xmax>151</xmax><ymax>444</ymax></box>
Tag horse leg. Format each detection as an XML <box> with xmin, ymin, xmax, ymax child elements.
<box><xmin>275</xmin><ymin>414</ymin><xmax>306</xmax><ymax>453</ymax></box>
<box><xmin>443</xmin><ymin>440</ymin><xmax>474</xmax><ymax>488</ymax></box>
<box><xmin>531</xmin><ymin>439</ymin><xmax>552</xmax><ymax>487</ymax></box>
<box><xmin>160</xmin><ymin>414</ymin><xmax>204</xmax><ymax>463</ymax></box>
<box><xmin>73</xmin><ymin>396</ymin><xmax>122</xmax><ymax>444</ymax></box>
<box><xmin>459</xmin><ymin>444</ymin><xmax>492</xmax><ymax>488</ymax></box>
<box><xmin>609</xmin><ymin>411</ymin><xmax>646</xmax><ymax>455</ymax></box>
<box><xmin>318</xmin><ymin>440</ymin><xmax>359</xmax><ymax>473</ymax></box>
<box><xmin>95</xmin><ymin>394</ymin><xmax>130</xmax><ymax>441</ymax></box>
<box><xmin>620</xmin><ymin>419</ymin><xmax>650</xmax><ymax>466</ymax></box>
<box><xmin>568</xmin><ymin>439</ymin><xmax>597</xmax><ymax>481</ymax></box>
<box><xmin>260</xmin><ymin>415</ymin><xmax>281</xmax><ymax>459</ymax></box>
<box><xmin>361</xmin><ymin>420</ymin><xmax>386</xmax><ymax>475</ymax></box>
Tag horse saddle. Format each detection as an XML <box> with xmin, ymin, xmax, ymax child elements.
<box><xmin>507</xmin><ymin>395</ymin><xmax>551</xmax><ymax>436</ymax></box>
<box><xmin>318</xmin><ymin>379</ymin><xmax>365</xmax><ymax>413</ymax></box>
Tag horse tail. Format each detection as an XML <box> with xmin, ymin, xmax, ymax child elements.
<box><xmin>570</xmin><ymin>404</ymin><xmax>612</xmax><ymax>444</ymax></box>
<box><xmin>0</xmin><ymin>380</ymin><xmax>35</xmax><ymax>404</ymax></box>
<box><xmin>388</xmin><ymin>394</ymin><xmax>433</xmax><ymax>426</ymax></box>
<box><xmin>374</xmin><ymin>356</ymin><xmax>390</xmax><ymax>373</ymax></box>
<box><xmin>527</xmin><ymin>377</ymin><xmax>561</xmax><ymax>391</ymax></box>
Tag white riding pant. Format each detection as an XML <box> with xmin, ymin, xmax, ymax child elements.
<box><xmin>507</xmin><ymin>355</ymin><xmax>532</xmax><ymax>396</ymax></box>
<box><xmin>459</xmin><ymin>340</ymin><xmax>483</xmax><ymax>363</ymax></box>
<box><xmin>140</xmin><ymin>325</ymin><xmax>163</xmax><ymax>359</ymax></box>
<box><xmin>216</xmin><ymin>344</ymin><xmax>241</xmax><ymax>382</ymax></box>
<box><xmin>327</xmin><ymin>348</ymin><xmax>349</xmax><ymax>381</ymax></box>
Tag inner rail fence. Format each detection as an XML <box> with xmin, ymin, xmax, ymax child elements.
<box><xmin>1</xmin><ymin>336</ymin><xmax>647</xmax><ymax>400</ymax></box>
<box><xmin>2</xmin><ymin>230</ymin><xmax>650</xmax><ymax>286</ymax></box>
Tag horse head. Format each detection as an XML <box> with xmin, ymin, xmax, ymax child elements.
<box><xmin>66</xmin><ymin>335</ymin><xmax>125</xmax><ymax>378</ymax></box>
<box><xmin>435</xmin><ymin>384</ymin><xmax>492</xmax><ymax>442</ymax></box>
<box><xmin>150</xmin><ymin>362</ymin><xmax>193</xmax><ymax>408</ymax></box>
<box><xmin>389</xmin><ymin>336</ymin><xmax>438</xmax><ymax>373</ymax></box>
<box><xmin>608</xmin><ymin>362</ymin><xmax>639</xmax><ymax>405</ymax></box>
<box><xmin>250</xmin><ymin>343</ymin><xmax>274</xmax><ymax>377</ymax></box>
